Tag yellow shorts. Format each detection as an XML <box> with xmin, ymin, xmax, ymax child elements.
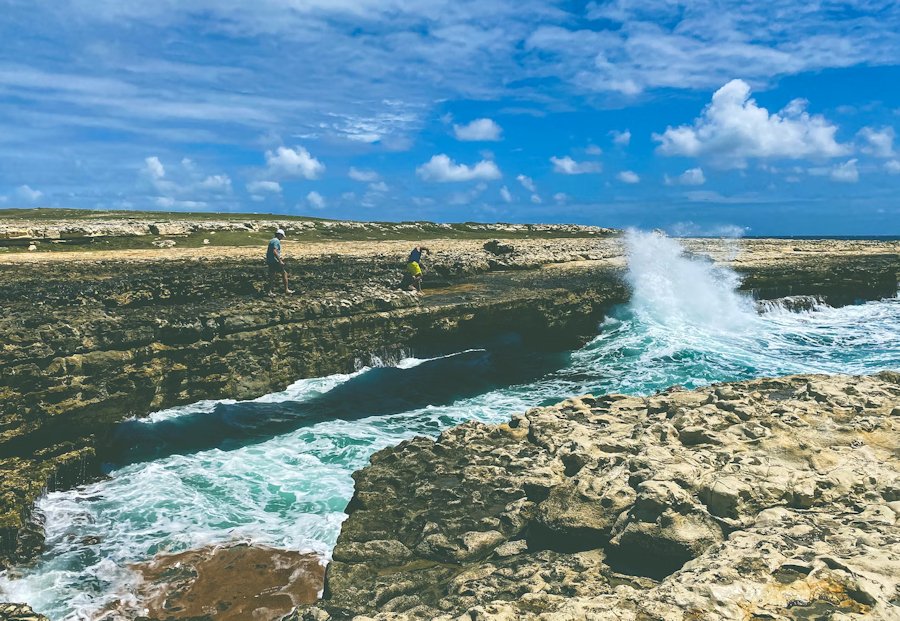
<box><xmin>406</xmin><ymin>261</ymin><xmax>422</xmax><ymax>276</ymax></box>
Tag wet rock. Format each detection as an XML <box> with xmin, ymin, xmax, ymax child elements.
<box><xmin>315</xmin><ymin>372</ymin><xmax>900</xmax><ymax>620</ymax></box>
<box><xmin>113</xmin><ymin>543</ymin><xmax>325</xmax><ymax>621</ymax></box>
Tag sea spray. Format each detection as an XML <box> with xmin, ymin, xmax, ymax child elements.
<box><xmin>624</xmin><ymin>229</ymin><xmax>756</xmax><ymax>331</ymax></box>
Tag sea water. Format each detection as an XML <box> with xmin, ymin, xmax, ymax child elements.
<box><xmin>2</xmin><ymin>231</ymin><xmax>899</xmax><ymax>619</ymax></box>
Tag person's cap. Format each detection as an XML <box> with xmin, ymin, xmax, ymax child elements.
<box><xmin>276</xmin><ymin>228</ymin><xmax>286</xmax><ymax>236</ymax></box>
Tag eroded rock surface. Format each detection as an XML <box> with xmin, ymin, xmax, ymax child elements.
<box><xmin>0</xmin><ymin>603</ymin><xmax>48</xmax><ymax>621</ymax></box>
<box><xmin>105</xmin><ymin>544</ymin><xmax>325</xmax><ymax>621</ymax></box>
<box><xmin>306</xmin><ymin>372</ymin><xmax>900</xmax><ymax>620</ymax></box>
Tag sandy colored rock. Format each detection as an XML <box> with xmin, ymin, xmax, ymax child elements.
<box><xmin>0</xmin><ymin>603</ymin><xmax>48</xmax><ymax>621</ymax></box>
<box><xmin>304</xmin><ymin>372</ymin><xmax>900</xmax><ymax>620</ymax></box>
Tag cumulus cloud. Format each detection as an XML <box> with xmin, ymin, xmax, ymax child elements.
<box><xmin>610</xmin><ymin>129</ymin><xmax>631</xmax><ymax>146</ymax></box>
<box><xmin>553</xmin><ymin>192</ymin><xmax>568</xmax><ymax>204</ymax></box>
<box><xmin>416</xmin><ymin>154</ymin><xmax>501</xmax><ymax>182</ymax></box>
<box><xmin>585</xmin><ymin>144</ymin><xmax>603</xmax><ymax>155</ymax></box>
<box><xmin>453</xmin><ymin>118</ymin><xmax>502</xmax><ymax>141</ymax></box>
<box><xmin>348</xmin><ymin>167</ymin><xmax>380</xmax><ymax>182</ymax></box>
<box><xmin>144</xmin><ymin>156</ymin><xmax>165</xmax><ymax>180</ymax></box>
<box><xmin>16</xmin><ymin>184</ymin><xmax>43</xmax><ymax>202</ymax></box>
<box><xmin>858</xmin><ymin>127</ymin><xmax>895</xmax><ymax>158</ymax></box>
<box><xmin>368</xmin><ymin>181</ymin><xmax>389</xmax><ymax>193</ymax></box>
<box><xmin>197</xmin><ymin>174</ymin><xmax>232</xmax><ymax>191</ymax></box>
<box><xmin>617</xmin><ymin>170</ymin><xmax>640</xmax><ymax>184</ymax></box>
<box><xmin>885</xmin><ymin>160</ymin><xmax>900</xmax><ymax>175</ymax></box>
<box><xmin>516</xmin><ymin>174</ymin><xmax>536</xmax><ymax>192</ymax></box>
<box><xmin>500</xmin><ymin>185</ymin><xmax>513</xmax><ymax>203</ymax></box>
<box><xmin>265</xmin><ymin>145</ymin><xmax>325</xmax><ymax>179</ymax></box>
<box><xmin>550</xmin><ymin>156</ymin><xmax>602</xmax><ymax>174</ymax></box>
<box><xmin>307</xmin><ymin>190</ymin><xmax>326</xmax><ymax>209</ymax></box>
<box><xmin>654</xmin><ymin>80</ymin><xmax>848</xmax><ymax>167</ymax></box>
<box><xmin>665</xmin><ymin>167</ymin><xmax>706</xmax><ymax>186</ymax></box>
<box><xmin>246</xmin><ymin>180</ymin><xmax>283</xmax><ymax>194</ymax></box>
<box><xmin>530</xmin><ymin>193</ymin><xmax>542</xmax><ymax>204</ymax></box>
<box><xmin>830</xmin><ymin>159</ymin><xmax>859</xmax><ymax>183</ymax></box>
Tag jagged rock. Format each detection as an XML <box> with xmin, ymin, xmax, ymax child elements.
<box><xmin>483</xmin><ymin>240</ymin><xmax>515</xmax><ymax>256</ymax></box>
<box><xmin>0</xmin><ymin>603</ymin><xmax>49</xmax><ymax>621</ymax></box>
<box><xmin>316</xmin><ymin>372</ymin><xmax>900</xmax><ymax>620</ymax></box>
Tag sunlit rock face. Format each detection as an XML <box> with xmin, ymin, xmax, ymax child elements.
<box><xmin>305</xmin><ymin>372</ymin><xmax>900</xmax><ymax>620</ymax></box>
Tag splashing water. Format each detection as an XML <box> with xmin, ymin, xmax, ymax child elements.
<box><xmin>2</xmin><ymin>233</ymin><xmax>899</xmax><ymax>620</ymax></box>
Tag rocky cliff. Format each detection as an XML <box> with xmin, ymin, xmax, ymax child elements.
<box><xmin>0</xmin><ymin>235</ymin><xmax>898</xmax><ymax>570</ymax></box>
<box><xmin>303</xmin><ymin>371</ymin><xmax>900</xmax><ymax>620</ymax></box>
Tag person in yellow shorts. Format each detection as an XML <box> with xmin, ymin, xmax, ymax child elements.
<box><xmin>402</xmin><ymin>245</ymin><xmax>429</xmax><ymax>292</ymax></box>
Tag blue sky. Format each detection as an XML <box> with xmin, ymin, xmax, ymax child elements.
<box><xmin>1</xmin><ymin>0</ymin><xmax>899</xmax><ymax>234</ymax></box>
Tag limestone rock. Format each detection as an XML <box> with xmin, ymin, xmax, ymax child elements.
<box><xmin>0</xmin><ymin>603</ymin><xmax>49</xmax><ymax>621</ymax></box>
<box><xmin>317</xmin><ymin>372</ymin><xmax>900</xmax><ymax>620</ymax></box>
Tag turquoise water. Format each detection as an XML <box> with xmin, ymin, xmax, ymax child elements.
<box><xmin>1</xmin><ymin>231</ymin><xmax>899</xmax><ymax>619</ymax></box>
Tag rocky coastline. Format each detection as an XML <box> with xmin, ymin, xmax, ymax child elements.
<box><xmin>0</xmin><ymin>216</ymin><xmax>898</xmax><ymax>619</ymax></box>
<box><xmin>301</xmin><ymin>371</ymin><xmax>900</xmax><ymax>620</ymax></box>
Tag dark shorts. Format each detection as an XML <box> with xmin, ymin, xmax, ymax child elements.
<box><xmin>267</xmin><ymin>261</ymin><xmax>285</xmax><ymax>274</ymax></box>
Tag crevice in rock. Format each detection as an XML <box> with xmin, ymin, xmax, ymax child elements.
<box><xmin>524</xmin><ymin>521</ymin><xmax>607</xmax><ymax>554</ymax></box>
<box><xmin>603</xmin><ymin>544</ymin><xmax>690</xmax><ymax>581</ymax></box>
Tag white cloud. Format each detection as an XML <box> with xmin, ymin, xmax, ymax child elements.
<box><xmin>144</xmin><ymin>156</ymin><xmax>165</xmax><ymax>180</ymax></box>
<box><xmin>453</xmin><ymin>118</ymin><xmax>502</xmax><ymax>141</ymax></box>
<box><xmin>516</xmin><ymin>174</ymin><xmax>536</xmax><ymax>192</ymax></box>
<box><xmin>654</xmin><ymin>80</ymin><xmax>848</xmax><ymax>167</ymax></box>
<box><xmin>526</xmin><ymin>4</ymin><xmax>900</xmax><ymax>97</ymax></box>
<box><xmin>307</xmin><ymin>190</ymin><xmax>326</xmax><ymax>209</ymax></box>
<box><xmin>416</xmin><ymin>154</ymin><xmax>501</xmax><ymax>182</ymax></box>
<box><xmin>553</xmin><ymin>192</ymin><xmax>568</xmax><ymax>204</ymax></box>
<box><xmin>668</xmin><ymin>222</ymin><xmax>749</xmax><ymax>238</ymax></box>
<box><xmin>665</xmin><ymin>167</ymin><xmax>706</xmax><ymax>186</ymax></box>
<box><xmin>858</xmin><ymin>126</ymin><xmax>895</xmax><ymax>158</ymax></box>
<box><xmin>830</xmin><ymin>159</ymin><xmax>859</xmax><ymax>183</ymax></box>
<box><xmin>585</xmin><ymin>144</ymin><xmax>603</xmax><ymax>155</ymax></box>
<box><xmin>448</xmin><ymin>182</ymin><xmax>487</xmax><ymax>205</ymax></box>
<box><xmin>348</xmin><ymin>167</ymin><xmax>380</xmax><ymax>182</ymax></box>
<box><xmin>197</xmin><ymin>174</ymin><xmax>232</xmax><ymax>191</ymax></box>
<box><xmin>550</xmin><ymin>155</ymin><xmax>602</xmax><ymax>174</ymax></box>
<box><xmin>885</xmin><ymin>160</ymin><xmax>900</xmax><ymax>175</ymax></box>
<box><xmin>152</xmin><ymin>197</ymin><xmax>208</xmax><ymax>209</ymax></box>
<box><xmin>246</xmin><ymin>180</ymin><xmax>283</xmax><ymax>194</ymax></box>
<box><xmin>617</xmin><ymin>170</ymin><xmax>640</xmax><ymax>184</ymax></box>
<box><xmin>265</xmin><ymin>145</ymin><xmax>325</xmax><ymax>179</ymax></box>
<box><xmin>16</xmin><ymin>184</ymin><xmax>43</xmax><ymax>202</ymax></box>
<box><xmin>530</xmin><ymin>193</ymin><xmax>542</xmax><ymax>204</ymax></box>
<box><xmin>368</xmin><ymin>181</ymin><xmax>389</xmax><ymax>192</ymax></box>
<box><xmin>610</xmin><ymin>129</ymin><xmax>631</xmax><ymax>146</ymax></box>
<box><xmin>500</xmin><ymin>185</ymin><xmax>513</xmax><ymax>203</ymax></box>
